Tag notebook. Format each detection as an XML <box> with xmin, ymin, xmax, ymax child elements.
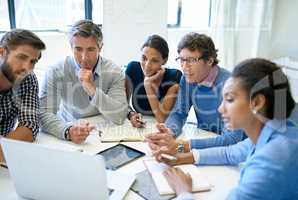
<box><xmin>143</xmin><ymin>159</ymin><xmax>213</xmax><ymax>195</ymax></box>
<box><xmin>100</xmin><ymin>125</ymin><xmax>147</xmax><ymax>142</ymax></box>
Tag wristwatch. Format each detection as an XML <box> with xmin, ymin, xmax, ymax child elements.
<box><xmin>64</xmin><ymin>126</ymin><xmax>72</xmax><ymax>141</ymax></box>
<box><xmin>127</xmin><ymin>110</ymin><xmax>136</xmax><ymax>120</ymax></box>
<box><xmin>177</xmin><ymin>140</ymin><xmax>185</xmax><ymax>153</ymax></box>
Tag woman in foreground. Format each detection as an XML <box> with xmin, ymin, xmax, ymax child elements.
<box><xmin>162</xmin><ymin>58</ymin><xmax>298</xmax><ymax>200</ymax></box>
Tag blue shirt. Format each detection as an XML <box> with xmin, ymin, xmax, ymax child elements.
<box><xmin>165</xmin><ymin>66</ymin><xmax>230</xmax><ymax>136</ymax></box>
<box><xmin>289</xmin><ymin>103</ymin><xmax>298</xmax><ymax>125</ymax></box>
<box><xmin>228</xmin><ymin>120</ymin><xmax>298</xmax><ymax>200</ymax></box>
<box><xmin>190</xmin><ymin>128</ymin><xmax>247</xmax><ymax>150</ymax></box>
<box><xmin>125</xmin><ymin>61</ymin><xmax>182</xmax><ymax>115</ymax></box>
<box><xmin>190</xmin><ymin>103</ymin><xmax>298</xmax><ymax>156</ymax></box>
<box><xmin>183</xmin><ymin>120</ymin><xmax>298</xmax><ymax>200</ymax></box>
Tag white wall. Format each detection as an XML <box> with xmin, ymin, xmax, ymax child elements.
<box><xmin>269</xmin><ymin>0</ymin><xmax>298</xmax><ymax>60</ymax></box>
<box><xmin>102</xmin><ymin>0</ymin><xmax>168</xmax><ymax>66</ymax></box>
<box><xmin>34</xmin><ymin>32</ymin><xmax>71</xmax><ymax>84</ymax></box>
<box><xmin>269</xmin><ymin>0</ymin><xmax>298</xmax><ymax>101</ymax></box>
<box><xmin>167</xmin><ymin>28</ymin><xmax>210</xmax><ymax>68</ymax></box>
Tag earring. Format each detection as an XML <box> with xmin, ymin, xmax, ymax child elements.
<box><xmin>252</xmin><ymin>109</ymin><xmax>257</xmax><ymax>114</ymax></box>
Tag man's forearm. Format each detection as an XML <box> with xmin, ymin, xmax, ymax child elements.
<box><xmin>0</xmin><ymin>145</ymin><xmax>4</xmax><ymax>163</ymax></box>
<box><xmin>8</xmin><ymin>126</ymin><xmax>35</xmax><ymax>142</ymax></box>
<box><xmin>190</xmin><ymin>129</ymin><xmax>246</xmax><ymax>149</ymax></box>
<box><xmin>165</xmin><ymin>113</ymin><xmax>185</xmax><ymax>137</ymax></box>
<box><xmin>0</xmin><ymin>127</ymin><xmax>34</xmax><ymax>163</ymax></box>
<box><xmin>40</xmin><ymin>111</ymin><xmax>69</xmax><ymax>139</ymax></box>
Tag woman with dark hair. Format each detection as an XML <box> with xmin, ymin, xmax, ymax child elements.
<box><xmin>125</xmin><ymin>35</ymin><xmax>182</xmax><ymax>127</ymax></box>
<box><xmin>157</xmin><ymin>58</ymin><xmax>298</xmax><ymax>199</ymax></box>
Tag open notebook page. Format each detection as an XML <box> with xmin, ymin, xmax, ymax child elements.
<box><xmin>143</xmin><ymin>159</ymin><xmax>213</xmax><ymax>195</ymax></box>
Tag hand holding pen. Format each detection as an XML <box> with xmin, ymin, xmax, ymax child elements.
<box><xmin>159</xmin><ymin>151</ymin><xmax>195</xmax><ymax>166</ymax></box>
<box><xmin>129</xmin><ymin>112</ymin><xmax>146</xmax><ymax>128</ymax></box>
<box><xmin>68</xmin><ymin>122</ymin><xmax>95</xmax><ymax>144</ymax></box>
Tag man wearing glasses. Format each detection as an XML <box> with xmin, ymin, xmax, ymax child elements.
<box><xmin>39</xmin><ymin>20</ymin><xmax>127</xmax><ymax>144</ymax></box>
<box><xmin>146</xmin><ymin>33</ymin><xmax>246</xmax><ymax>157</ymax></box>
<box><xmin>0</xmin><ymin>29</ymin><xmax>46</xmax><ymax>164</ymax></box>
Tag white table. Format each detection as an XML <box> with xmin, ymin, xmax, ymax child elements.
<box><xmin>0</xmin><ymin>116</ymin><xmax>240</xmax><ymax>200</ymax></box>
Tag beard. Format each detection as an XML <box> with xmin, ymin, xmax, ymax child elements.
<box><xmin>1</xmin><ymin>56</ymin><xmax>29</xmax><ymax>85</ymax></box>
<box><xmin>0</xmin><ymin>57</ymin><xmax>16</xmax><ymax>83</ymax></box>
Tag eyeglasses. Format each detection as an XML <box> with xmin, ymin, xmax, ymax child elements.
<box><xmin>175</xmin><ymin>56</ymin><xmax>204</xmax><ymax>65</ymax></box>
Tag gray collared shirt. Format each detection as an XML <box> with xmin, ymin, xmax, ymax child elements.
<box><xmin>39</xmin><ymin>56</ymin><xmax>128</xmax><ymax>139</ymax></box>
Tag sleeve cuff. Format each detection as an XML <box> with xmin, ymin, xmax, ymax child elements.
<box><xmin>177</xmin><ymin>192</ymin><xmax>194</xmax><ymax>200</ymax></box>
<box><xmin>165</xmin><ymin>122</ymin><xmax>181</xmax><ymax>138</ymax></box>
<box><xmin>17</xmin><ymin>121</ymin><xmax>39</xmax><ymax>139</ymax></box>
<box><xmin>63</xmin><ymin>124</ymin><xmax>73</xmax><ymax>140</ymax></box>
<box><xmin>191</xmin><ymin>149</ymin><xmax>200</xmax><ymax>165</ymax></box>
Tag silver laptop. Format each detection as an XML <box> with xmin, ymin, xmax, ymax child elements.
<box><xmin>1</xmin><ymin>138</ymin><xmax>135</xmax><ymax>200</ymax></box>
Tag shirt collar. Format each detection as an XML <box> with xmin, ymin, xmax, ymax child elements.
<box><xmin>198</xmin><ymin>65</ymin><xmax>219</xmax><ymax>87</ymax></box>
<box><xmin>255</xmin><ymin>120</ymin><xmax>285</xmax><ymax>150</ymax></box>
<box><xmin>74</xmin><ymin>56</ymin><xmax>101</xmax><ymax>78</ymax></box>
<box><xmin>93</xmin><ymin>57</ymin><xmax>101</xmax><ymax>77</ymax></box>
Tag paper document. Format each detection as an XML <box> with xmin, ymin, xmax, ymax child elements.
<box><xmin>100</xmin><ymin>126</ymin><xmax>146</xmax><ymax>142</ymax></box>
<box><xmin>143</xmin><ymin>159</ymin><xmax>213</xmax><ymax>195</ymax></box>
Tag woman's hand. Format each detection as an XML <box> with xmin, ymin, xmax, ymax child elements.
<box><xmin>163</xmin><ymin>167</ymin><xmax>192</xmax><ymax>195</ymax></box>
<box><xmin>144</xmin><ymin>68</ymin><xmax>165</xmax><ymax>88</ymax></box>
<box><xmin>129</xmin><ymin>112</ymin><xmax>146</xmax><ymax>128</ymax></box>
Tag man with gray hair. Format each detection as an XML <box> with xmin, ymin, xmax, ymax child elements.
<box><xmin>0</xmin><ymin>29</ymin><xmax>46</xmax><ymax>163</ymax></box>
<box><xmin>40</xmin><ymin>20</ymin><xmax>127</xmax><ymax>144</ymax></box>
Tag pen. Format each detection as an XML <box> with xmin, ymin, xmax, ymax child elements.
<box><xmin>136</xmin><ymin>114</ymin><xmax>146</xmax><ymax>126</ymax></box>
<box><xmin>90</xmin><ymin>128</ymin><xmax>102</xmax><ymax>137</ymax></box>
<box><xmin>160</xmin><ymin>153</ymin><xmax>177</xmax><ymax>161</ymax></box>
<box><xmin>0</xmin><ymin>163</ymin><xmax>8</xmax><ymax>169</ymax></box>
